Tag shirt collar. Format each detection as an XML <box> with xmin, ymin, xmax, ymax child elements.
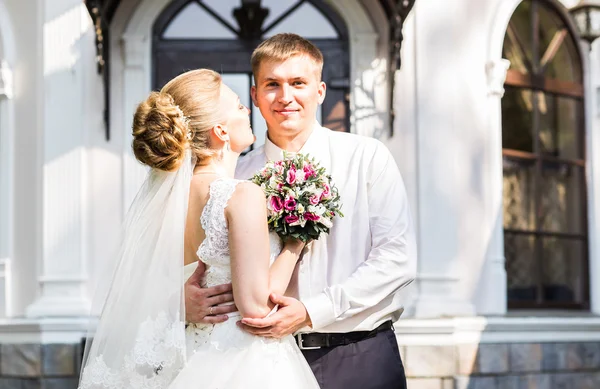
<box><xmin>264</xmin><ymin>121</ymin><xmax>328</xmax><ymax>162</ymax></box>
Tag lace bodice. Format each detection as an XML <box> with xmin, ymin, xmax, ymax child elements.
<box><xmin>185</xmin><ymin>177</ymin><xmax>282</xmax><ymax>354</ymax></box>
<box><xmin>193</xmin><ymin>177</ymin><xmax>282</xmax><ymax>288</ymax></box>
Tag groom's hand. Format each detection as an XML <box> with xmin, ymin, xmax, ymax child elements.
<box><xmin>237</xmin><ymin>294</ymin><xmax>312</xmax><ymax>338</ymax></box>
<box><xmin>184</xmin><ymin>264</ymin><xmax>237</xmax><ymax>324</ymax></box>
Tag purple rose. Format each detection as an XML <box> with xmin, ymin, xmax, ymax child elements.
<box><xmin>284</xmin><ymin>198</ymin><xmax>297</xmax><ymax>211</ymax></box>
<box><xmin>284</xmin><ymin>214</ymin><xmax>299</xmax><ymax>224</ymax></box>
<box><xmin>268</xmin><ymin>196</ymin><xmax>283</xmax><ymax>213</ymax></box>
<box><xmin>286</xmin><ymin>167</ymin><xmax>297</xmax><ymax>185</ymax></box>
<box><xmin>309</xmin><ymin>195</ymin><xmax>320</xmax><ymax>205</ymax></box>
<box><xmin>304</xmin><ymin>212</ymin><xmax>320</xmax><ymax>221</ymax></box>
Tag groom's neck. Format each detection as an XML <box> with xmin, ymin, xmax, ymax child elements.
<box><xmin>267</xmin><ymin>126</ymin><xmax>314</xmax><ymax>153</ymax></box>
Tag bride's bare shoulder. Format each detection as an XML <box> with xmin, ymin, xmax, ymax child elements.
<box><xmin>226</xmin><ymin>181</ymin><xmax>266</xmax><ymax>215</ymax></box>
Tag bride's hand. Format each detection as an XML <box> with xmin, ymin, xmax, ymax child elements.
<box><xmin>282</xmin><ymin>238</ymin><xmax>305</xmax><ymax>252</ymax></box>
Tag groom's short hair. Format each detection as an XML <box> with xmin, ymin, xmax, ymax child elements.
<box><xmin>251</xmin><ymin>33</ymin><xmax>324</xmax><ymax>81</ymax></box>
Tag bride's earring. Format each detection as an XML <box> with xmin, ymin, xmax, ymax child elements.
<box><xmin>225</xmin><ymin>141</ymin><xmax>231</xmax><ymax>152</ymax></box>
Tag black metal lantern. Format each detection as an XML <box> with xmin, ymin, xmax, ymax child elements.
<box><xmin>570</xmin><ymin>0</ymin><xmax>600</xmax><ymax>44</ymax></box>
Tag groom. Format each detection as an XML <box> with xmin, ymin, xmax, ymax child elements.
<box><xmin>185</xmin><ymin>33</ymin><xmax>416</xmax><ymax>389</ymax></box>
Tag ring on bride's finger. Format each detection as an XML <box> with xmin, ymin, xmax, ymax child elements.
<box><xmin>208</xmin><ymin>306</ymin><xmax>214</xmax><ymax>315</ymax></box>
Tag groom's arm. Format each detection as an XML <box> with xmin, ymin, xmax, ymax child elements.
<box><xmin>302</xmin><ymin>142</ymin><xmax>417</xmax><ymax>330</ymax></box>
<box><xmin>239</xmin><ymin>142</ymin><xmax>417</xmax><ymax>336</ymax></box>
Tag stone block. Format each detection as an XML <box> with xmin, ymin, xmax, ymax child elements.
<box><xmin>42</xmin><ymin>378</ymin><xmax>79</xmax><ymax>389</ymax></box>
<box><xmin>406</xmin><ymin>378</ymin><xmax>443</xmax><ymax>389</ymax></box>
<box><xmin>454</xmin><ymin>376</ymin><xmax>496</xmax><ymax>389</ymax></box>
<box><xmin>478</xmin><ymin>344</ymin><xmax>509</xmax><ymax>374</ymax></box>
<box><xmin>581</xmin><ymin>342</ymin><xmax>600</xmax><ymax>369</ymax></box>
<box><xmin>495</xmin><ymin>375</ymin><xmax>520</xmax><ymax>389</ymax></box>
<box><xmin>0</xmin><ymin>379</ymin><xmax>24</xmax><ymax>389</ymax></box>
<box><xmin>0</xmin><ymin>344</ymin><xmax>42</xmax><ymax>377</ymax></box>
<box><xmin>550</xmin><ymin>373</ymin><xmax>573</xmax><ymax>389</ymax></box>
<box><xmin>442</xmin><ymin>378</ymin><xmax>453</xmax><ymax>389</ymax></box>
<box><xmin>509</xmin><ymin>343</ymin><xmax>542</xmax><ymax>373</ymax></box>
<box><xmin>542</xmin><ymin>343</ymin><xmax>582</xmax><ymax>372</ymax></box>
<box><xmin>42</xmin><ymin>344</ymin><xmax>76</xmax><ymax>376</ymax></box>
<box><xmin>572</xmin><ymin>372</ymin><xmax>600</xmax><ymax>389</ymax></box>
<box><xmin>457</xmin><ymin>344</ymin><xmax>478</xmax><ymax>375</ymax></box>
<box><xmin>519</xmin><ymin>374</ymin><xmax>550</xmax><ymax>389</ymax></box>
<box><xmin>0</xmin><ymin>379</ymin><xmax>42</xmax><ymax>389</ymax></box>
<box><xmin>21</xmin><ymin>380</ymin><xmax>42</xmax><ymax>389</ymax></box>
<box><xmin>404</xmin><ymin>345</ymin><xmax>456</xmax><ymax>377</ymax></box>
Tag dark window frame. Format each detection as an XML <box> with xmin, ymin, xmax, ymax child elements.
<box><xmin>502</xmin><ymin>0</ymin><xmax>589</xmax><ymax>310</ymax></box>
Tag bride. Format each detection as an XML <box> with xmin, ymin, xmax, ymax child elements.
<box><xmin>78</xmin><ymin>69</ymin><xmax>319</xmax><ymax>389</ymax></box>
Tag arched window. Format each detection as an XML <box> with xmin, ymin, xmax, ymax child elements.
<box><xmin>152</xmin><ymin>0</ymin><xmax>350</xmax><ymax>151</ymax></box>
<box><xmin>501</xmin><ymin>0</ymin><xmax>587</xmax><ymax>309</ymax></box>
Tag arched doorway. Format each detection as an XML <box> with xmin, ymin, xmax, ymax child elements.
<box><xmin>151</xmin><ymin>0</ymin><xmax>350</xmax><ymax>149</ymax></box>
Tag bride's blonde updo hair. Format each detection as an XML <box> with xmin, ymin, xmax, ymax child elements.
<box><xmin>132</xmin><ymin>69</ymin><xmax>226</xmax><ymax>171</ymax></box>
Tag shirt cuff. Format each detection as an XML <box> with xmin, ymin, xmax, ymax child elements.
<box><xmin>302</xmin><ymin>292</ymin><xmax>336</xmax><ymax>331</ymax></box>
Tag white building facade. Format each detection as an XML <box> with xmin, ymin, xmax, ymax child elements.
<box><xmin>1</xmin><ymin>0</ymin><xmax>600</xmax><ymax>387</ymax></box>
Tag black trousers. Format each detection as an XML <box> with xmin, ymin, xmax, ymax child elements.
<box><xmin>301</xmin><ymin>329</ymin><xmax>407</xmax><ymax>389</ymax></box>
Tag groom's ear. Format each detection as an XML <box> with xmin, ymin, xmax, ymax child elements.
<box><xmin>251</xmin><ymin>85</ymin><xmax>259</xmax><ymax>107</ymax></box>
<box><xmin>317</xmin><ymin>81</ymin><xmax>326</xmax><ymax>104</ymax></box>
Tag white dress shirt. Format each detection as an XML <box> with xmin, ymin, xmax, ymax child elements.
<box><xmin>235</xmin><ymin>122</ymin><xmax>417</xmax><ymax>333</ymax></box>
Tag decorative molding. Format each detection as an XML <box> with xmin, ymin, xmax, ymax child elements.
<box><xmin>0</xmin><ymin>317</ymin><xmax>89</xmax><ymax>344</ymax></box>
<box><xmin>0</xmin><ymin>61</ymin><xmax>13</xmax><ymax>99</ymax></box>
<box><xmin>395</xmin><ymin>316</ymin><xmax>600</xmax><ymax>345</ymax></box>
<box><xmin>486</xmin><ymin>59</ymin><xmax>511</xmax><ymax>97</ymax></box>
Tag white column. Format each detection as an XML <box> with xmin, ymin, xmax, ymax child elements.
<box><xmin>474</xmin><ymin>59</ymin><xmax>510</xmax><ymax>315</ymax></box>
<box><xmin>0</xmin><ymin>60</ymin><xmax>14</xmax><ymax>318</ymax></box>
<box><xmin>587</xmin><ymin>41</ymin><xmax>600</xmax><ymax>315</ymax></box>
<box><xmin>408</xmin><ymin>0</ymin><xmax>477</xmax><ymax>318</ymax></box>
<box><xmin>26</xmin><ymin>1</ymin><xmax>91</xmax><ymax>317</ymax></box>
<box><xmin>121</xmin><ymin>35</ymin><xmax>150</xmax><ymax>213</ymax></box>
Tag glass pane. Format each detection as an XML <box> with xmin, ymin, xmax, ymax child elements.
<box><xmin>557</xmin><ymin>97</ymin><xmax>583</xmax><ymax>160</ymax></box>
<box><xmin>539</xmin><ymin>163</ymin><xmax>585</xmax><ymax>234</ymax></box>
<box><xmin>261</xmin><ymin>0</ymin><xmax>298</xmax><ymax>28</ymax></box>
<box><xmin>505</xmin><ymin>232</ymin><xmax>538</xmax><ymax>302</ymax></box>
<box><xmin>538</xmin><ymin>2</ymin><xmax>582</xmax><ymax>83</ymax></box>
<box><xmin>502</xmin><ymin>0</ymin><xmax>533</xmax><ymax>74</ymax></box>
<box><xmin>163</xmin><ymin>2</ymin><xmax>237</xmax><ymax>39</ymax></box>
<box><xmin>502</xmin><ymin>87</ymin><xmax>533</xmax><ymax>152</ymax></box>
<box><xmin>541</xmin><ymin>236</ymin><xmax>585</xmax><ymax>303</ymax></box>
<box><xmin>503</xmin><ymin>157</ymin><xmax>536</xmax><ymax>230</ymax></box>
<box><xmin>264</xmin><ymin>1</ymin><xmax>338</xmax><ymax>39</ymax></box>
<box><xmin>202</xmin><ymin>0</ymin><xmax>240</xmax><ymax>32</ymax></box>
<box><xmin>537</xmin><ymin>92</ymin><xmax>555</xmax><ymax>155</ymax></box>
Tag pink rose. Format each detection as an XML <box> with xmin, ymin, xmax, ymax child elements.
<box><xmin>284</xmin><ymin>214</ymin><xmax>299</xmax><ymax>224</ymax></box>
<box><xmin>304</xmin><ymin>212</ymin><xmax>320</xmax><ymax>221</ymax></box>
<box><xmin>277</xmin><ymin>183</ymin><xmax>284</xmax><ymax>191</ymax></box>
<box><xmin>284</xmin><ymin>197</ymin><xmax>297</xmax><ymax>211</ymax></box>
<box><xmin>268</xmin><ymin>196</ymin><xmax>283</xmax><ymax>213</ymax></box>
<box><xmin>321</xmin><ymin>183</ymin><xmax>331</xmax><ymax>199</ymax></box>
<box><xmin>303</xmin><ymin>164</ymin><xmax>316</xmax><ymax>178</ymax></box>
<box><xmin>309</xmin><ymin>195</ymin><xmax>320</xmax><ymax>205</ymax></box>
<box><xmin>286</xmin><ymin>167</ymin><xmax>297</xmax><ymax>185</ymax></box>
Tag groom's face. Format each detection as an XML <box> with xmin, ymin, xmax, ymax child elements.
<box><xmin>251</xmin><ymin>55</ymin><xmax>326</xmax><ymax>137</ymax></box>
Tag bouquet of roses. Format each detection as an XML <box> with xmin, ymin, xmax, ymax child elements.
<box><xmin>251</xmin><ymin>153</ymin><xmax>344</xmax><ymax>242</ymax></box>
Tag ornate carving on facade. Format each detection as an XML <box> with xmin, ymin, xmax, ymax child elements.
<box><xmin>0</xmin><ymin>61</ymin><xmax>13</xmax><ymax>99</ymax></box>
<box><xmin>486</xmin><ymin>59</ymin><xmax>510</xmax><ymax>97</ymax></box>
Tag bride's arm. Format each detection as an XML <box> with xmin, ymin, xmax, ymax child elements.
<box><xmin>226</xmin><ymin>182</ymin><xmax>303</xmax><ymax>319</ymax></box>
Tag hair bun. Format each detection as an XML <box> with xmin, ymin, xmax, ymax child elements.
<box><xmin>132</xmin><ymin>92</ymin><xmax>189</xmax><ymax>171</ymax></box>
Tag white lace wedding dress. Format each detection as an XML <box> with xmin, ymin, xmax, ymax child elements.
<box><xmin>168</xmin><ymin>177</ymin><xmax>319</xmax><ymax>389</ymax></box>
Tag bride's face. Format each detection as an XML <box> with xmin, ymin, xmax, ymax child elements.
<box><xmin>220</xmin><ymin>84</ymin><xmax>255</xmax><ymax>153</ymax></box>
